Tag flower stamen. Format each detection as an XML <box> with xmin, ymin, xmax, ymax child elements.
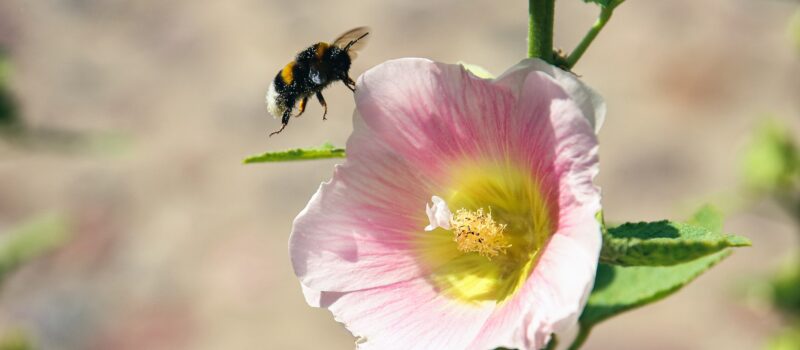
<box><xmin>450</xmin><ymin>208</ymin><xmax>510</xmax><ymax>259</ymax></box>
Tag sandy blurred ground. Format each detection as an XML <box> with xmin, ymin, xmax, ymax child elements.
<box><xmin>0</xmin><ymin>0</ymin><xmax>797</xmax><ymax>349</ymax></box>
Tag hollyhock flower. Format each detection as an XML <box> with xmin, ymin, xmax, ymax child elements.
<box><xmin>289</xmin><ymin>57</ymin><xmax>605</xmax><ymax>350</ymax></box>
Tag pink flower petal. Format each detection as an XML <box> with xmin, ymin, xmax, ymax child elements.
<box><xmin>290</xmin><ymin>158</ymin><xmax>430</xmax><ymax>291</ymax></box>
<box><xmin>354</xmin><ymin>58</ymin><xmax>519</xmax><ymax>178</ymax></box>
<box><xmin>324</xmin><ymin>278</ymin><xmax>496</xmax><ymax>350</ymax></box>
<box><xmin>522</xmin><ymin>205</ymin><xmax>601</xmax><ymax>349</ymax></box>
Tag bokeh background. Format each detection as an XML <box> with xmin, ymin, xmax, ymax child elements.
<box><xmin>0</xmin><ymin>0</ymin><xmax>798</xmax><ymax>349</ymax></box>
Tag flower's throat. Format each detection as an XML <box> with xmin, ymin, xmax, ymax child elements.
<box><xmin>420</xmin><ymin>166</ymin><xmax>552</xmax><ymax>303</ymax></box>
<box><xmin>449</xmin><ymin>208</ymin><xmax>510</xmax><ymax>259</ymax></box>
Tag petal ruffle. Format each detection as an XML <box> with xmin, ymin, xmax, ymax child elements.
<box><xmin>496</xmin><ymin>58</ymin><xmax>606</xmax><ymax>133</ymax></box>
<box><xmin>324</xmin><ymin>278</ymin><xmax>496</xmax><ymax>350</ymax></box>
<box><xmin>290</xmin><ymin>130</ymin><xmax>431</xmax><ymax>291</ymax></box>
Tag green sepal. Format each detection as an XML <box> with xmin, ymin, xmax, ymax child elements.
<box><xmin>458</xmin><ymin>62</ymin><xmax>495</xmax><ymax>79</ymax></box>
<box><xmin>243</xmin><ymin>143</ymin><xmax>346</xmax><ymax>164</ymax></box>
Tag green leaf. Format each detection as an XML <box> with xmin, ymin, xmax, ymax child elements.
<box><xmin>600</xmin><ymin>220</ymin><xmax>750</xmax><ymax>266</ymax></box>
<box><xmin>742</xmin><ymin>119</ymin><xmax>799</xmax><ymax>193</ymax></box>
<box><xmin>243</xmin><ymin>143</ymin><xmax>346</xmax><ymax>163</ymax></box>
<box><xmin>0</xmin><ymin>214</ymin><xmax>70</xmax><ymax>286</ymax></box>
<box><xmin>686</xmin><ymin>204</ymin><xmax>723</xmax><ymax>234</ymax></box>
<box><xmin>583</xmin><ymin>251</ymin><xmax>731</xmax><ymax>325</ymax></box>
<box><xmin>568</xmin><ymin>251</ymin><xmax>732</xmax><ymax>349</ymax></box>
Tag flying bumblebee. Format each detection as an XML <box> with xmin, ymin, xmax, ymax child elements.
<box><xmin>266</xmin><ymin>27</ymin><xmax>370</xmax><ymax>136</ymax></box>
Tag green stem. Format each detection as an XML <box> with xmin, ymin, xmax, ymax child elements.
<box><xmin>543</xmin><ymin>335</ymin><xmax>558</xmax><ymax>350</ymax></box>
<box><xmin>528</xmin><ymin>0</ymin><xmax>555</xmax><ymax>63</ymax></box>
<box><xmin>567</xmin><ymin>325</ymin><xmax>592</xmax><ymax>350</ymax></box>
<box><xmin>565</xmin><ymin>3</ymin><xmax>619</xmax><ymax>68</ymax></box>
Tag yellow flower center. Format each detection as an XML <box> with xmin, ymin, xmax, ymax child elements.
<box><xmin>415</xmin><ymin>163</ymin><xmax>554</xmax><ymax>305</ymax></box>
<box><xmin>450</xmin><ymin>208</ymin><xmax>510</xmax><ymax>259</ymax></box>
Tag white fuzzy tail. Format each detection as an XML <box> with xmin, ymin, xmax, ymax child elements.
<box><xmin>266</xmin><ymin>82</ymin><xmax>285</xmax><ymax>119</ymax></box>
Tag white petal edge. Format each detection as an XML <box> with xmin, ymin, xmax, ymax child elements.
<box><xmin>494</xmin><ymin>58</ymin><xmax>606</xmax><ymax>134</ymax></box>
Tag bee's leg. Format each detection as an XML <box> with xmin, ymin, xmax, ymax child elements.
<box><xmin>269</xmin><ymin>108</ymin><xmax>292</xmax><ymax>137</ymax></box>
<box><xmin>315</xmin><ymin>92</ymin><xmax>328</xmax><ymax>120</ymax></box>
<box><xmin>295</xmin><ymin>96</ymin><xmax>309</xmax><ymax>118</ymax></box>
<box><xmin>342</xmin><ymin>75</ymin><xmax>356</xmax><ymax>92</ymax></box>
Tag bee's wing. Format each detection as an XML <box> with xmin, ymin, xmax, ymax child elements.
<box><xmin>332</xmin><ymin>26</ymin><xmax>370</xmax><ymax>60</ymax></box>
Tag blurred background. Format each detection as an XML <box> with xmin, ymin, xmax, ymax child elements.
<box><xmin>0</xmin><ymin>0</ymin><xmax>798</xmax><ymax>349</ymax></box>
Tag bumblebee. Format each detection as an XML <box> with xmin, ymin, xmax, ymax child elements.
<box><xmin>266</xmin><ymin>27</ymin><xmax>370</xmax><ymax>136</ymax></box>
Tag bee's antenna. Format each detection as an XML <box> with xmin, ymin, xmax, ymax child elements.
<box><xmin>344</xmin><ymin>32</ymin><xmax>369</xmax><ymax>51</ymax></box>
